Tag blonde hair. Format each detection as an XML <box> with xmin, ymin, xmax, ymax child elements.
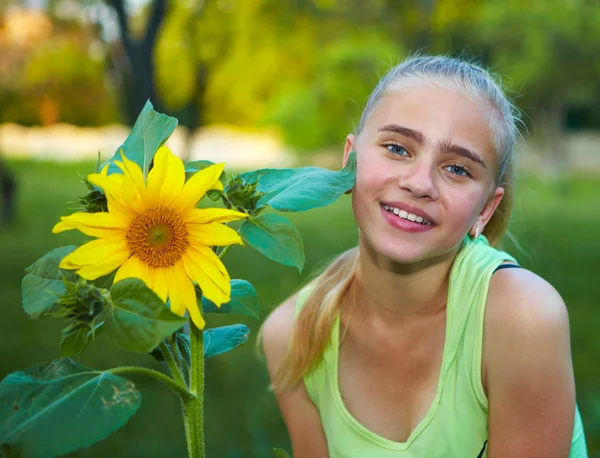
<box><xmin>270</xmin><ymin>55</ymin><xmax>522</xmax><ymax>392</ymax></box>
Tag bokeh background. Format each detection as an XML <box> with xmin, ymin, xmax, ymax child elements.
<box><xmin>1</xmin><ymin>0</ymin><xmax>600</xmax><ymax>456</ymax></box>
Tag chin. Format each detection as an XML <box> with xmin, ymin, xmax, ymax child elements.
<box><xmin>360</xmin><ymin>231</ymin><xmax>462</xmax><ymax>267</ymax></box>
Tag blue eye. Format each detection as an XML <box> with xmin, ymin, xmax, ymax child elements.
<box><xmin>444</xmin><ymin>164</ymin><xmax>471</xmax><ymax>177</ymax></box>
<box><xmin>386</xmin><ymin>144</ymin><xmax>408</xmax><ymax>155</ymax></box>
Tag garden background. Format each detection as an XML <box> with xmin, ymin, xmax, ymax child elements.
<box><xmin>1</xmin><ymin>0</ymin><xmax>600</xmax><ymax>456</ymax></box>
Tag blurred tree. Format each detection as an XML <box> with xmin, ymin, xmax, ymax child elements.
<box><xmin>475</xmin><ymin>0</ymin><xmax>600</xmax><ymax>171</ymax></box>
<box><xmin>104</xmin><ymin>0</ymin><xmax>168</xmax><ymax>124</ymax></box>
<box><xmin>0</xmin><ymin>6</ymin><xmax>119</xmax><ymax>126</ymax></box>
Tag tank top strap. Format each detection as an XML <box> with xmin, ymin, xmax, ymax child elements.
<box><xmin>442</xmin><ymin>236</ymin><xmax>517</xmax><ymax>378</ymax></box>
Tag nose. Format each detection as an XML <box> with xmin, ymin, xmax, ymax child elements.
<box><xmin>398</xmin><ymin>159</ymin><xmax>438</xmax><ymax>200</ymax></box>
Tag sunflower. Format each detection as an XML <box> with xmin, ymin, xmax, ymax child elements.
<box><xmin>52</xmin><ymin>146</ymin><xmax>248</xmax><ymax>329</ymax></box>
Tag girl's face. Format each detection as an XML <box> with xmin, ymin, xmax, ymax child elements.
<box><xmin>345</xmin><ymin>83</ymin><xmax>505</xmax><ymax>265</ymax></box>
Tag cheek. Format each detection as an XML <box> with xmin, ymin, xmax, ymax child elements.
<box><xmin>355</xmin><ymin>154</ymin><xmax>393</xmax><ymax>194</ymax></box>
<box><xmin>442</xmin><ymin>187</ymin><xmax>485</xmax><ymax>229</ymax></box>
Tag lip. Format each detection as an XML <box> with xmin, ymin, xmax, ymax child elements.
<box><xmin>380</xmin><ymin>201</ymin><xmax>437</xmax><ymax>225</ymax></box>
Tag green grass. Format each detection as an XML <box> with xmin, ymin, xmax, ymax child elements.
<box><xmin>1</xmin><ymin>159</ymin><xmax>599</xmax><ymax>456</ymax></box>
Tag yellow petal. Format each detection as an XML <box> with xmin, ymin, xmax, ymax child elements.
<box><xmin>114</xmin><ymin>255</ymin><xmax>146</xmax><ymax>284</ymax></box>
<box><xmin>52</xmin><ymin>221</ymin><xmax>72</xmax><ymax>234</ymax></box>
<box><xmin>76</xmin><ymin>250</ymin><xmax>130</xmax><ymax>280</ymax></box>
<box><xmin>60</xmin><ymin>257</ymin><xmax>80</xmax><ymax>270</ymax></box>
<box><xmin>116</xmin><ymin>152</ymin><xmax>146</xmax><ymax>194</ymax></box>
<box><xmin>146</xmin><ymin>146</ymin><xmax>169</xmax><ymax>205</ymax></box>
<box><xmin>165</xmin><ymin>262</ymin><xmax>187</xmax><ymax>317</ymax></box>
<box><xmin>146</xmin><ymin>146</ymin><xmax>185</xmax><ymax>207</ymax></box>
<box><xmin>188</xmin><ymin>223</ymin><xmax>243</xmax><ymax>247</ymax></box>
<box><xmin>87</xmin><ymin>169</ymin><xmax>134</xmax><ymax>221</ymax></box>
<box><xmin>53</xmin><ymin>212</ymin><xmax>127</xmax><ymax>238</ymax></box>
<box><xmin>186</xmin><ymin>297</ymin><xmax>205</xmax><ymax>329</ymax></box>
<box><xmin>175</xmin><ymin>163</ymin><xmax>225</xmax><ymax>213</ymax></box>
<box><xmin>193</xmin><ymin>245</ymin><xmax>230</xmax><ymax>279</ymax></box>
<box><xmin>60</xmin><ymin>238</ymin><xmax>128</xmax><ymax>269</ymax></box>
<box><xmin>149</xmin><ymin>267</ymin><xmax>169</xmax><ymax>303</ymax></box>
<box><xmin>184</xmin><ymin>208</ymin><xmax>248</xmax><ymax>225</ymax></box>
<box><xmin>183</xmin><ymin>248</ymin><xmax>230</xmax><ymax>306</ymax></box>
<box><xmin>174</xmin><ymin>261</ymin><xmax>203</xmax><ymax>328</ymax></box>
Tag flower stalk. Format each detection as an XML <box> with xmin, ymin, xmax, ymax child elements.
<box><xmin>184</xmin><ymin>322</ymin><xmax>205</xmax><ymax>458</ymax></box>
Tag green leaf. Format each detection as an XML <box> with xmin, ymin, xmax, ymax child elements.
<box><xmin>203</xmin><ymin>324</ymin><xmax>250</xmax><ymax>358</ymax></box>
<box><xmin>21</xmin><ymin>246</ymin><xmax>77</xmax><ymax>319</ymax></box>
<box><xmin>240</xmin><ymin>150</ymin><xmax>356</xmax><ymax>212</ymax></box>
<box><xmin>273</xmin><ymin>448</ymin><xmax>292</xmax><ymax>458</ymax></box>
<box><xmin>104</xmin><ymin>279</ymin><xmax>187</xmax><ymax>353</ymax></box>
<box><xmin>201</xmin><ymin>279</ymin><xmax>259</xmax><ymax>318</ymax></box>
<box><xmin>170</xmin><ymin>324</ymin><xmax>249</xmax><ymax>364</ymax></box>
<box><xmin>184</xmin><ymin>160</ymin><xmax>215</xmax><ymax>175</ymax></box>
<box><xmin>103</xmin><ymin>100</ymin><xmax>178</xmax><ymax>179</ymax></box>
<box><xmin>0</xmin><ymin>359</ymin><xmax>141</xmax><ymax>458</ymax></box>
<box><xmin>175</xmin><ymin>332</ymin><xmax>191</xmax><ymax>367</ymax></box>
<box><xmin>239</xmin><ymin>214</ymin><xmax>304</xmax><ymax>271</ymax></box>
<box><xmin>60</xmin><ymin>323</ymin><xmax>101</xmax><ymax>359</ymax></box>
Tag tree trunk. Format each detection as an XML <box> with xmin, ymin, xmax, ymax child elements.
<box><xmin>537</xmin><ymin>97</ymin><xmax>569</xmax><ymax>176</ymax></box>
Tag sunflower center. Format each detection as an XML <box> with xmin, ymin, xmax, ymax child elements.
<box><xmin>126</xmin><ymin>207</ymin><xmax>189</xmax><ymax>268</ymax></box>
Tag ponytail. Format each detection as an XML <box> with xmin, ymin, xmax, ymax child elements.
<box><xmin>271</xmin><ymin>247</ymin><xmax>359</xmax><ymax>392</ymax></box>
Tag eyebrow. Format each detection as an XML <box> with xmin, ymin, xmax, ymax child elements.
<box><xmin>378</xmin><ymin>124</ymin><xmax>487</xmax><ymax>169</ymax></box>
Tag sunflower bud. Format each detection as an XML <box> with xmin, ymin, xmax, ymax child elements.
<box><xmin>223</xmin><ymin>174</ymin><xmax>263</xmax><ymax>214</ymax></box>
<box><xmin>78</xmin><ymin>179</ymin><xmax>108</xmax><ymax>213</ymax></box>
<box><xmin>53</xmin><ymin>277</ymin><xmax>109</xmax><ymax>329</ymax></box>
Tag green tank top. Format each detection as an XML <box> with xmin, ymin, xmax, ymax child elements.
<box><xmin>296</xmin><ymin>235</ymin><xmax>588</xmax><ymax>458</ymax></box>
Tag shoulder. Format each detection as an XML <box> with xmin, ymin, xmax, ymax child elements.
<box><xmin>483</xmin><ymin>266</ymin><xmax>573</xmax><ymax>395</ymax></box>
<box><xmin>481</xmin><ymin>269</ymin><xmax>576</xmax><ymax>456</ymax></box>
<box><xmin>262</xmin><ymin>292</ymin><xmax>299</xmax><ymax>370</ymax></box>
<box><xmin>486</xmin><ymin>266</ymin><xmax>571</xmax><ymax>345</ymax></box>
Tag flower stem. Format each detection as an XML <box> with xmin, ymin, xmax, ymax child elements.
<box><xmin>109</xmin><ymin>366</ymin><xmax>193</xmax><ymax>402</ymax></box>
<box><xmin>218</xmin><ymin>245</ymin><xmax>231</xmax><ymax>260</ymax></box>
<box><xmin>160</xmin><ymin>339</ymin><xmax>187</xmax><ymax>388</ymax></box>
<box><xmin>183</xmin><ymin>322</ymin><xmax>205</xmax><ymax>458</ymax></box>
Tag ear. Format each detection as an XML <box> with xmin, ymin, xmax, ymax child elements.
<box><xmin>473</xmin><ymin>186</ymin><xmax>504</xmax><ymax>234</ymax></box>
<box><xmin>343</xmin><ymin>134</ymin><xmax>356</xmax><ymax>167</ymax></box>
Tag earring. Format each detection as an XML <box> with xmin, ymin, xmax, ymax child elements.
<box><xmin>473</xmin><ymin>224</ymin><xmax>481</xmax><ymax>239</ymax></box>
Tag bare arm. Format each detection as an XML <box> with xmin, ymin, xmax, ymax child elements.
<box><xmin>262</xmin><ymin>294</ymin><xmax>329</xmax><ymax>458</ymax></box>
<box><xmin>484</xmin><ymin>269</ymin><xmax>576</xmax><ymax>458</ymax></box>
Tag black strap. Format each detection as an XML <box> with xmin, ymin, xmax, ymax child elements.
<box><xmin>493</xmin><ymin>264</ymin><xmax>522</xmax><ymax>272</ymax></box>
<box><xmin>476</xmin><ymin>440</ymin><xmax>488</xmax><ymax>458</ymax></box>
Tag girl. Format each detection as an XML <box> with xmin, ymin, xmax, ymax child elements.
<box><xmin>262</xmin><ymin>55</ymin><xmax>587</xmax><ymax>457</ymax></box>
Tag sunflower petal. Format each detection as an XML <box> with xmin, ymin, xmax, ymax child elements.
<box><xmin>175</xmin><ymin>163</ymin><xmax>225</xmax><ymax>212</ymax></box>
<box><xmin>53</xmin><ymin>212</ymin><xmax>127</xmax><ymax>238</ymax></box>
<box><xmin>60</xmin><ymin>238</ymin><xmax>128</xmax><ymax>269</ymax></box>
<box><xmin>116</xmin><ymin>152</ymin><xmax>146</xmax><ymax>194</ymax></box>
<box><xmin>165</xmin><ymin>262</ymin><xmax>186</xmax><ymax>317</ymax></box>
<box><xmin>183</xmin><ymin>248</ymin><xmax>230</xmax><ymax>306</ymax></box>
<box><xmin>52</xmin><ymin>221</ymin><xmax>72</xmax><ymax>234</ymax></box>
<box><xmin>87</xmin><ymin>169</ymin><xmax>133</xmax><ymax>221</ymax></box>
<box><xmin>147</xmin><ymin>146</ymin><xmax>185</xmax><ymax>207</ymax></box>
<box><xmin>114</xmin><ymin>255</ymin><xmax>147</xmax><ymax>284</ymax></box>
<box><xmin>188</xmin><ymin>223</ymin><xmax>243</xmax><ymax>247</ymax></box>
<box><xmin>184</xmin><ymin>208</ymin><xmax>248</xmax><ymax>225</ymax></box>
<box><xmin>193</xmin><ymin>245</ymin><xmax>230</xmax><ymax>278</ymax></box>
<box><xmin>147</xmin><ymin>146</ymin><xmax>169</xmax><ymax>206</ymax></box>
<box><xmin>149</xmin><ymin>267</ymin><xmax>169</xmax><ymax>303</ymax></box>
<box><xmin>76</xmin><ymin>251</ymin><xmax>130</xmax><ymax>280</ymax></box>
<box><xmin>172</xmin><ymin>261</ymin><xmax>202</xmax><ymax>327</ymax></box>
<box><xmin>211</xmin><ymin>180</ymin><xmax>224</xmax><ymax>191</ymax></box>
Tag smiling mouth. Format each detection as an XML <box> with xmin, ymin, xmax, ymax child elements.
<box><xmin>381</xmin><ymin>203</ymin><xmax>434</xmax><ymax>226</ymax></box>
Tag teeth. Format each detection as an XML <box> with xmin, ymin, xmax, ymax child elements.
<box><xmin>382</xmin><ymin>204</ymin><xmax>432</xmax><ymax>226</ymax></box>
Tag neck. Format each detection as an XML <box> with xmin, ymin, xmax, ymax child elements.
<box><xmin>353</xmin><ymin>236</ymin><xmax>462</xmax><ymax>324</ymax></box>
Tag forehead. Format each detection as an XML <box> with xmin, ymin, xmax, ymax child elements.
<box><xmin>363</xmin><ymin>83</ymin><xmax>499</xmax><ymax>166</ymax></box>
